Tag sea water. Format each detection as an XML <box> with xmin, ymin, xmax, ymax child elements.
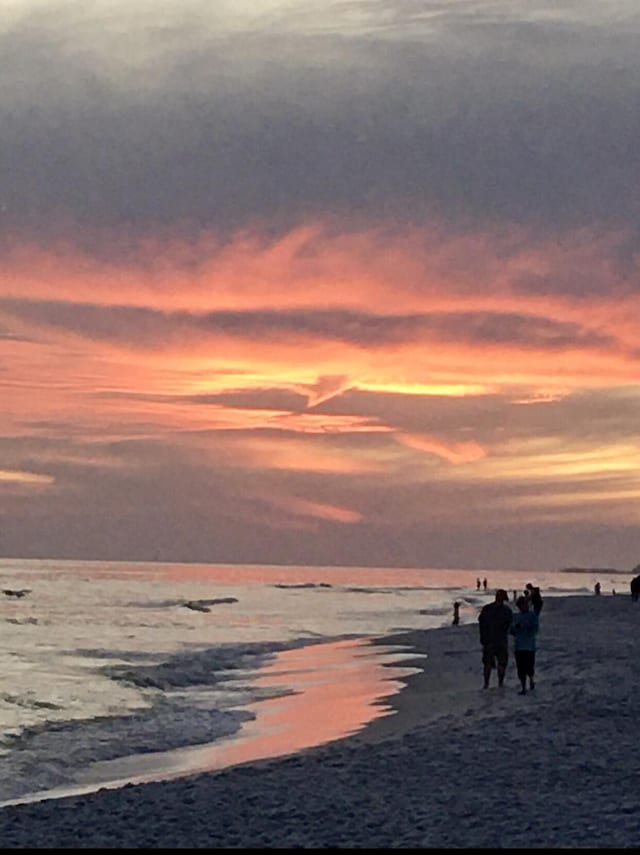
<box><xmin>0</xmin><ymin>558</ymin><xmax>614</xmax><ymax>804</ymax></box>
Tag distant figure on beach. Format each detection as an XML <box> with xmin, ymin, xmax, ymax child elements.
<box><xmin>483</xmin><ymin>577</ymin><xmax>487</xmax><ymax>591</ymax></box>
<box><xmin>525</xmin><ymin>583</ymin><xmax>543</xmax><ymax>615</ymax></box>
<box><xmin>513</xmin><ymin>590</ymin><xmax>518</xmax><ymax>602</ymax></box>
<box><xmin>478</xmin><ymin>589</ymin><xmax>512</xmax><ymax>689</ymax></box>
<box><xmin>476</xmin><ymin>578</ymin><xmax>481</xmax><ymax>590</ymax></box>
<box><xmin>452</xmin><ymin>601</ymin><xmax>460</xmax><ymax>625</ymax></box>
<box><xmin>594</xmin><ymin>581</ymin><xmax>601</xmax><ymax>596</ymax></box>
<box><xmin>510</xmin><ymin>596</ymin><xmax>539</xmax><ymax>695</ymax></box>
<box><xmin>630</xmin><ymin>575</ymin><xmax>640</xmax><ymax>602</ymax></box>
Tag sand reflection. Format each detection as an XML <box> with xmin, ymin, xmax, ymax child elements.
<box><xmin>2</xmin><ymin>637</ymin><xmax>422</xmax><ymax>807</ymax></box>
<box><xmin>211</xmin><ymin>638</ymin><xmax>422</xmax><ymax>764</ymax></box>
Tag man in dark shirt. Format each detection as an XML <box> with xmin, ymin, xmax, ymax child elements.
<box><xmin>478</xmin><ymin>589</ymin><xmax>513</xmax><ymax>689</ymax></box>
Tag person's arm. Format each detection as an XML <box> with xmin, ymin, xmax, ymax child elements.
<box><xmin>478</xmin><ymin>609</ymin><xmax>487</xmax><ymax>644</ymax></box>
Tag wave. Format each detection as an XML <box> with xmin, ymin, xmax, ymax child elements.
<box><xmin>272</xmin><ymin>582</ymin><xmax>333</xmax><ymax>589</ymax></box>
<box><xmin>0</xmin><ymin>635</ymin><xmax>336</xmax><ymax>802</ymax></box>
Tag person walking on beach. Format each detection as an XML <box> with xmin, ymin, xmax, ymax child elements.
<box><xmin>510</xmin><ymin>595</ymin><xmax>539</xmax><ymax>695</ymax></box>
<box><xmin>525</xmin><ymin>583</ymin><xmax>543</xmax><ymax>615</ymax></box>
<box><xmin>478</xmin><ymin>589</ymin><xmax>512</xmax><ymax>689</ymax></box>
<box><xmin>452</xmin><ymin>601</ymin><xmax>460</xmax><ymax>625</ymax></box>
<box><xmin>482</xmin><ymin>577</ymin><xmax>488</xmax><ymax>591</ymax></box>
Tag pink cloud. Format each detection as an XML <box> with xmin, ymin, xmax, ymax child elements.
<box><xmin>396</xmin><ymin>432</ymin><xmax>486</xmax><ymax>465</ymax></box>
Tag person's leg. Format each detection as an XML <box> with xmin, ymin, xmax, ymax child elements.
<box><xmin>497</xmin><ymin>644</ymin><xmax>508</xmax><ymax>687</ymax></box>
<box><xmin>482</xmin><ymin>645</ymin><xmax>494</xmax><ymax>688</ymax></box>
<box><xmin>515</xmin><ymin>650</ymin><xmax>526</xmax><ymax>693</ymax></box>
<box><xmin>529</xmin><ymin>651</ymin><xmax>536</xmax><ymax>690</ymax></box>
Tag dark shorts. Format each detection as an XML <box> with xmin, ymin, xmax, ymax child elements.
<box><xmin>482</xmin><ymin>641</ymin><xmax>508</xmax><ymax>668</ymax></box>
<box><xmin>515</xmin><ymin>649</ymin><xmax>536</xmax><ymax>679</ymax></box>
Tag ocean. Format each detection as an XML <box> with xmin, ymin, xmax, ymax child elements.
<box><xmin>0</xmin><ymin>558</ymin><xmax>617</xmax><ymax>806</ymax></box>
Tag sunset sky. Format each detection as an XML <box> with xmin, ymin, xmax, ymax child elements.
<box><xmin>1</xmin><ymin>0</ymin><xmax>639</xmax><ymax>570</ymax></box>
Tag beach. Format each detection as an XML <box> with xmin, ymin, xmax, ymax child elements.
<box><xmin>0</xmin><ymin>593</ymin><xmax>638</xmax><ymax>848</ymax></box>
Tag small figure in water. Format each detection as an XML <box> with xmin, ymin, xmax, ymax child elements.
<box><xmin>476</xmin><ymin>578</ymin><xmax>481</xmax><ymax>590</ymax></box>
<box><xmin>513</xmin><ymin>590</ymin><xmax>518</xmax><ymax>602</ymax></box>
<box><xmin>452</xmin><ymin>601</ymin><xmax>460</xmax><ymax>625</ymax></box>
<box><xmin>483</xmin><ymin>577</ymin><xmax>488</xmax><ymax>591</ymax></box>
<box><xmin>594</xmin><ymin>581</ymin><xmax>601</xmax><ymax>596</ymax></box>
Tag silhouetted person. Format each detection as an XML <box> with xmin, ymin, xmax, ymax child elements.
<box><xmin>482</xmin><ymin>577</ymin><xmax>487</xmax><ymax>591</ymax></box>
<box><xmin>510</xmin><ymin>596</ymin><xmax>539</xmax><ymax>694</ymax></box>
<box><xmin>478</xmin><ymin>589</ymin><xmax>512</xmax><ymax>689</ymax></box>
<box><xmin>476</xmin><ymin>578</ymin><xmax>481</xmax><ymax>591</ymax></box>
<box><xmin>513</xmin><ymin>590</ymin><xmax>518</xmax><ymax>602</ymax></box>
<box><xmin>630</xmin><ymin>575</ymin><xmax>640</xmax><ymax>602</ymax></box>
<box><xmin>452</xmin><ymin>601</ymin><xmax>460</xmax><ymax>625</ymax></box>
<box><xmin>594</xmin><ymin>581</ymin><xmax>601</xmax><ymax>596</ymax></box>
<box><xmin>525</xmin><ymin>583</ymin><xmax>543</xmax><ymax>615</ymax></box>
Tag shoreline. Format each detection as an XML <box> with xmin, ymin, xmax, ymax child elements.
<box><xmin>1</xmin><ymin>594</ymin><xmax>639</xmax><ymax>847</ymax></box>
<box><xmin>0</xmin><ymin>636</ymin><xmax>422</xmax><ymax>809</ymax></box>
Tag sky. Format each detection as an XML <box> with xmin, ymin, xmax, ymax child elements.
<box><xmin>1</xmin><ymin>0</ymin><xmax>639</xmax><ymax>571</ymax></box>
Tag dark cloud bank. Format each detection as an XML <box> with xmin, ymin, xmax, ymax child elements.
<box><xmin>2</xmin><ymin>1</ymin><xmax>640</xmax><ymax>249</ymax></box>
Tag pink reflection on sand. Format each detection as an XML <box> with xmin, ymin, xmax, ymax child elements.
<box><xmin>207</xmin><ymin>638</ymin><xmax>417</xmax><ymax>767</ymax></box>
<box><xmin>3</xmin><ymin>637</ymin><xmax>419</xmax><ymax>807</ymax></box>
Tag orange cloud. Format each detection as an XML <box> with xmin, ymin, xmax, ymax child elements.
<box><xmin>273</xmin><ymin>496</ymin><xmax>363</xmax><ymax>524</ymax></box>
<box><xmin>204</xmin><ymin>434</ymin><xmax>385</xmax><ymax>475</ymax></box>
<box><xmin>297</xmin><ymin>375</ymin><xmax>351</xmax><ymax>408</ymax></box>
<box><xmin>395</xmin><ymin>432</ymin><xmax>486</xmax><ymax>464</ymax></box>
<box><xmin>0</xmin><ymin>469</ymin><xmax>54</xmax><ymax>486</ymax></box>
<box><xmin>2</xmin><ymin>221</ymin><xmax>638</xmax><ymax>324</ymax></box>
<box><xmin>2</xmin><ymin>219</ymin><xmax>639</xmax><ymax>532</ymax></box>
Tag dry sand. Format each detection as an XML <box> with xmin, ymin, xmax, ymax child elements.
<box><xmin>0</xmin><ymin>594</ymin><xmax>639</xmax><ymax>848</ymax></box>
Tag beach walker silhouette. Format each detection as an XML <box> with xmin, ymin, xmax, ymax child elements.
<box><xmin>631</xmin><ymin>575</ymin><xmax>640</xmax><ymax>602</ymax></box>
<box><xmin>510</xmin><ymin>595</ymin><xmax>539</xmax><ymax>695</ymax></box>
<box><xmin>478</xmin><ymin>589</ymin><xmax>512</xmax><ymax>689</ymax></box>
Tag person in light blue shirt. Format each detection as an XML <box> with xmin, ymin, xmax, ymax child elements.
<box><xmin>510</xmin><ymin>595</ymin><xmax>539</xmax><ymax>695</ymax></box>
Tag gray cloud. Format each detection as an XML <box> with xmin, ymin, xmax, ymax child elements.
<box><xmin>2</xmin><ymin>1</ymin><xmax>640</xmax><ymax>249</ymax></box>
<box><xmin>1</xmin><ymin>424</ymin><xmax>638</xmax><ymax>569</ymax></box>
<box><xmin>96</xmin><ymin>388</ymin><xmax>310</xmax><ymax>413</ymax></box>
<box><xmin>318</xmin><ymin>385</ymin><xmax>640</xmax><ymax>447</ymax></box>
<box><xmin>0</xmin><ymin>297</ymin><xmax>621</xmax><ymax>352</ymax></box>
